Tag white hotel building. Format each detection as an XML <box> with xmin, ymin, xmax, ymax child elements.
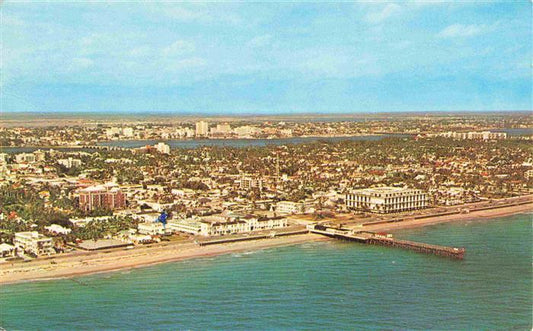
<box><xmin>13</xmin><ymin>231</ymin><xmax>55</xmax><ymax>256</ymax></box>
<box><xmin>346</xmin><ymin>187</ymin><xmax>428</xmax><ymax>214</ymax></box>
<box><xmin>169</xmin><ymin>213</ymin><xmax>288</xmax><ymax>236</ymax></box>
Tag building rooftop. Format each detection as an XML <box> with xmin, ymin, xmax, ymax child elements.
<box><xmin>351</xmin><ymin>186</ymin><xmax>423</xmax><ymax>196</ymax></box>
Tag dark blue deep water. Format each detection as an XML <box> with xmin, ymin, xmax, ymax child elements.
<box><xmin>1</xmin><ymin>213</ymin><xmax>531</xmax><ymax>330</ymax></box>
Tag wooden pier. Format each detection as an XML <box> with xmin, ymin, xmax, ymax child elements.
<box><xmin>309</xmin><ymin>225</ymin><xmax>464</xmax><ymax>259</ymax></box>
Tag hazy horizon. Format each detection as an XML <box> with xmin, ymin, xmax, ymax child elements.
<box><xmin>2</xmin><ymin>1</ymin><xmax>531</xmax><ymax>114</ymax></box>
<box><xmin>3</xmin><ymin>110</ymin><xmax>531</xmax><ymax>117</ymax></box>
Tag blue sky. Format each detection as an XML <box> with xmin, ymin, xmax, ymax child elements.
<box><xmin>1</xmin><ymin>1</ymin><xmax>531</xmax><ymax>114</ymax></box>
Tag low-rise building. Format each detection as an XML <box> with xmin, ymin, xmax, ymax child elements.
<box><xmin>247</xmin><ymin>216</ymin><xmax>288</xmax><ymax>231</ymax></box>
<box><xmin>172</xmin><ymin>213</ymin><xmax>288</xmax><ymax>237</ymax></box>
<box><xmin>168</xmin><ymin>218</ymin><xmax>202</xmax><ymax>235</ymax></box>
<box><xmin>440</xmin><ymin>131</ymin><xmax>507</xmax><ymax>140</ymax></box>
<box><xmin>346</xmin><ymin>186</ymin><xmax>428</xmax><ymax>213</ymax></box>
<box><xmin>0</xmin><ymin>243</ymin><xmax>16</xmax><ymax>258</ymax></box>
<box><xmin>69</xmin><ymin>216</ymin><xmax>114</xmax><ymax>227</ymax></box>
<box><xmin>200</xmin><ymin>217</ymin><xmax>248</xmax><ymax>236</ymax></box>
<box><xmin>137</xmin><ymin>222</ymin><xmax>165</xmax><ymax>235</ymax></box>
<box><xmin>154</xmin><ymin>142</ymin><xmax>170</xmax><ymax>154</ymax></box>
<box><xmin>58</xmin><ymin>157</ymin><xmax>82</xmax><ymax>168</ymax></box>
<box><xmin>45</xmin><ymin>224</ymin><xmax>72</xmax><ymax>235</ymax></box>
<box><xmin>15</xmin><ymin>153</ymin><xmax>36</xmax><ymax>164</ymax></box>
<box><xmin>276</xmin><ymin>201</ymin><xmax>304</xmax><ymax>214</ymax></box>
<box><xmin>13</xmin><ymin>231</ymin><xmax>55</xmax><ymax>256</ymax></box>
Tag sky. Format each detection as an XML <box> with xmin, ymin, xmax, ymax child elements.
<box><xmin>1</xmin><ymin>1</ymin><xmax>531</xmax><ymax>114</ymax></box>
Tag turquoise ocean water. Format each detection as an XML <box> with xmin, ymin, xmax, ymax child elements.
<box><xmin>1</xmin><ymin>213</ymin><xmax>531</xmax><ymax>330</ymax></box>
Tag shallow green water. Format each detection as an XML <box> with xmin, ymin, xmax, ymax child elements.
<box><xmin>1</xmin><ymin>213</ymin><xmax>531</xmax><ymax>330</ymax></box>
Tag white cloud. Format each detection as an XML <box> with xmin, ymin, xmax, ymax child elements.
<box><xmin>163</xmin><ymin>40</ymin><xmax>195</xmax><ymax>57</ymax></box>
<box><xmin>438</xmin><ymin>23</ymin><xmax>486</xmax><ymax>38</ymax></box>
<box><xmin>364</xmin><ymin>4</ymin><xmax>401</xmax><ymax>24</ymax></box>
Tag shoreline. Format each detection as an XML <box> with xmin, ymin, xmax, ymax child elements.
<box><xmin>1</xmin><ymin>202</ymin><xmax>531</xmax><ymax>286</ymax></box>
<box><xmin>0</xmin><ymin>234</ymin><xmax>327</xmax><ymax>286</ymax></box>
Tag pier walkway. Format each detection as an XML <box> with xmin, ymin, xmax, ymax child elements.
<box><xmin>309</xmin><ymin>225</ymin><xmax>465</xmax><ymax>259</ymax></box>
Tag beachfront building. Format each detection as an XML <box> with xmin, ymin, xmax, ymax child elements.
<box><xmin>137</xmin><ymin>222</ymin><xmax>166</xmax><ymax>235</ymax></box>
<box><xmin>78</xmin><ymin>183</ymin><xmax>126</xmax><ymax>212</ymax></box>
<box><xmin>168</xmin><ymin>217</ymin><xmax>202</xmax><ymax>235</ymax></box>
<box><xmin>13</xmin><ymin>231</ymin><xmax>55</xmax><ymax>256</ymax></box>
<box><xmin>346</xmin><ymin>187</ymin><xmax>428</xmax><ymax>214</ymax></box>
<box><xmin>247</xmin><ymin>216</ymin><xmax>288</xmax><ymax>231</ymax></box>
<box><xmin>171</xmin><ymin>213</ymin><xmax>288</xmax><ymax>236</ymax></box>
<box><xmin>200</xmin><ymin>216</ymin><xmax>249</xmax><ymax>236</ymax></box>
<box><xmin>0</xmin><ymin>243</ymin><xmax>16</xmax><ymax>258</ymax></box>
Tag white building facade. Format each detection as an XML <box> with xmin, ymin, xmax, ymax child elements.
<box><xmin>240</xmin><ymin>176</ymin><xmax>264</xmax><ymax>191</ymax></box>
<box><xmin>58</xmin><ymin>157</ymin><xmax>82</xmax><ymax>168</ymax></box>
<box><xmin>138</xmin><ymin>222</ymin><xmax>166</xmax><ymax>235</ymax></box>
<box><xmin>171</xmin><ymin>214</ymin><xmax>288</xmax><ymax>237</ymax></box>
<box><xmin>276</xmin><ymin>201</ymin><xmax>304</xmax><ymax>214</ymax></box>
<box><xmin>346</xmin><ymin>187</ymin><xmax>428</xmax><ymax>214</ymax></box>
<box><xmin>195</xmin><ymin>121</ymin><xmax>209</xmax><ymax>137</ymax></box>
<box><xmin>13</xmin><ymin>231</ymin><xmax>55</xmax><ymax>256</ymax></box>
<box><xmin>154</xmin><ymin>142</ymin><xmax>170</xmax><ymax>154</ymax></box>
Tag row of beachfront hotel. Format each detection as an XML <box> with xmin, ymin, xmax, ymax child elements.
<box><xmin>75</xmin><ymin>182</ymin><xmax>429</xmax><ymax>216</ymax></box>
<box><xmin>0</xmin><ymin>187</ymin><xmax>430</xmax><ymax>259</ymax></box>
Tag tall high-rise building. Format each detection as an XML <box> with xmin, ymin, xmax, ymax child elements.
<box><xmin>195</xmin><ymin>121</ymin><xmax>209</xmax><ymax>137</ymax></box>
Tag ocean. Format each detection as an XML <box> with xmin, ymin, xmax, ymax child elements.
<box><xmin>1</xmin><ymin>213</ymin><xmax>531</xmax><ymax>330</ymax></box>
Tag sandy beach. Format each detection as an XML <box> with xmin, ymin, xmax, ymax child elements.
<box><xmin>1</xmin><ymin>202</ymin><xmax>531</xmax><ymax>285</ymax></box>
<box><xmin>0</xmin><ymin>234</ymin><xmax>326</xmax><ymax>285</ymax></box>
<box><xmin>363</xmin><ymin>201</ymin><xmax>533</xmax><ymax>232</ymax></box>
